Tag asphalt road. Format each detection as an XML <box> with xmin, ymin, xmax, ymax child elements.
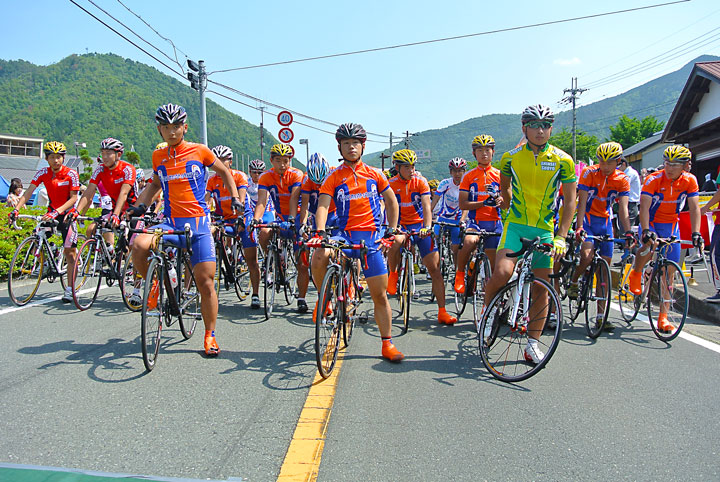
<box><xmin>1</xmin><ymin>276</ymin><xmax>719</xmax><ymax>481</ymax></box>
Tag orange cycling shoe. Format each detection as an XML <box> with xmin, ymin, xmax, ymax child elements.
<box><xmin>147</xmin><ymin>279</ymin><xmax>159</xmax><ymax>310</ymax></box>
<box><xmin>313</xmin><ymin>299</ymin><xmax>333</xmax><ymax>323</ymax></box>
<box><xmin>438</xmin><ymin>308</ymin><xmax>457</xmax><ymax>325</ymax></box>
<box><xmin>386</xmin><ymin>271</ymin><xmax>398</xmax><ymax>296</ymax></box>
<box><xmin>628</xmin><ymin>269</ymin><xmax>642</xmax><ymax>295</ymax></box>
<box><xmin>454</xmin><ymin>272</ymin><xmax>465</xmax><ymax>294</ymax></box>
<box><xmin>204</xmin><ymin>332</ymin><xmax>220</xmax><ymax>357</ymax></box>
<box><xmin>657</xmin><ymin>313</ymin><xmax>675</xmax><ymax>333</ymax></box>
<box><xmin>381</xmin><ymin>340</ymin><xmax>404</xmax><ymax>362</ymax></box>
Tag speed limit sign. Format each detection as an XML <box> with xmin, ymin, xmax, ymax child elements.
<box><xmin>278</xmin><ymin>127</ymin><xmax>294</xmax><ymax>143</ymax></box>
<box><xmin>277</xmin><ymin>110</ymin><xmax>293</xmax><ymax>126</ymax></box>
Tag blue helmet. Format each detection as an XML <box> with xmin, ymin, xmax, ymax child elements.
<box><xmin>307</xmin><ymin>153</ymin><xmax>330</xmax><ymax>184</ymax></box>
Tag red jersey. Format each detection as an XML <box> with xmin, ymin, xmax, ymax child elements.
<box><xmin>30</xmin><ymin>165</ymin><xmax>80</xmax><ymax>211</ymax></box>
<box><xmin>152</xmin><ymin>140</ymin><xmax>216</xmax><ymax>219</ymax></box>
<box><xmin>578</xmin><ymin>165</ymin><xmax>630</xmax><ymax>219</ymax></box>
<box><xmin>258</xmin><ymin>167</ymin><xmax>303</xmax><ymax>217</ymax></box>
<box><xmin>320</xmin><ymin>161</ymin><xmax>389</xmax><ymax>232</ymax></box>
<box><xmin>90</xmin><ymin>160</ymin><xmax>137</xmax><ymax>211</ymax></box>
<box><xmin>459</xmin><ymin>164</ymin><xmax>501</xmax><ymax>221</ymax></box>
<box><xmin>642</xmin><ymin>170</ymin><xmax>699</xmax><ymax>223</ymax></box>
<box><xmin>388</xmin><ymin>173</ymin><xmax>430</xmax><ymax>226</ymax></box>
<box><xmin>301</xmin><ymin>176</ymin><xmax>336</xmax><ymax>215</ymax></box>
<box><xmin>206</xmin><ymin>170</ymin><xmax>248</xmax><ymax>220</ymax></box>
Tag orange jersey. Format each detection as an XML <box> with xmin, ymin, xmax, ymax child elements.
<box><xmin>578</xmin><ymin>165</ymin><xmax>630</xmax><ymax>219</ymax></box>
<box><xmin>152</xmin><ymin>140</ymin><xmax>216</xmax><ymax>219</ymax></box>
<box><xmin>388</xmin><ymin>173</ymin><xmax>430</xmax><ymax>226</ymax></box>
<box><xmin>320</xmin><ymin>161</ymin><xmax>389</xmax><ymax>232</ymax></box>
<box><xmin>301</xmin><ymin>176</ymin><xmax>336</xmax><ymax>215</ymax></box>
<box><xmin>89</xmin><ymin>160</ymin><xmax>137</xmax><ymax>211</ymax></box>
<box><xmin>459</xmin><ymin>165</ymin><xmax>501</xmax><ymax>221</ymax></box>
<box><xmin>207</xmin><ymin>170</ymin><xmax>248</xmax><ymax>220</ymax></box>
<box><xmin>258</xmin><ymin>167</ymin><xmax>303</xmax><ymax>217</ymax></box>
<box><xmin>30</xmin><ymin>165</ymin><xmax>80</xmax><ymax>211</ymax></box>
<box><xmin>642</xmin><ymin>170</ymin><xmax>699</xmax><ymax>223</ymax></box>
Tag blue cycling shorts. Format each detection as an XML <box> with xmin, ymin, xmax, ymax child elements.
<box><xmin>467</xmin><ymin>220</ymin><xmax>503</xmax><ymax>250</ymax></box>
<box><xmin>402</xmin><ymin>222</ymin><xmax>437</xmax><ymax>259</ymax></box>
<box><xmin>332</xmin><ymin>230</ymin><xmax>387</xmax><ymax>279</ymax></box>
<box><xmin>242</xmin><ymin>211</ymin><xmax>275</xmax><ymax>249</ymax></box>
<box><xmin>649</xmin><ymin>221</ymin><xmax>681</xmax><ymax>263</ymax></box>
<box><xmin>583</xmin><ymin>213</ymin><xmax>614</xmax><ymax>258</ymax></box>
<box><xmin>434</xmin><ymin>217</ymin><xmax>462</xmax><ymax>245</ymax></box>
<box><xmin>156</xmin><ymin>215</ymin><xmax>215</xmax><ymax>267</ymax></box>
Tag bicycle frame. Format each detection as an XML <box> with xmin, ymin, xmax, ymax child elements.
<box><xmin>16</xmin><ymin>216</ymin><xmax>66</xmax><ymax>279</ymax></box>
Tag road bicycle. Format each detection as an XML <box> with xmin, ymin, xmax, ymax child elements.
<box><xmin>254</xmin><ymin>222</ymin><xmax>298</xmax><ymax>320</ymax></box>
<box><xmin>454</xmin><ymin>226</ymin><xmax>500</xmax><ymax>318</ymax></box>
<box><xmin>211</xmin><ymin>215</ymin><xmax>250</xmax><ymax>301</ymax></box>
<box><xmin>8</xmin><ymin>215</ymin><xmax>68</xmax><ymax>306</ymax></box>
<box><xmin>431</xmin><ymin>220</ymin><xmax>458</xmax><ymax>302</ymax></box>
<box><xmin>478</xmin><ymin>237</ymin><xmax>563</xmax><ymax>383</ymax></box>
<box><xmin>129</xmin><ymin>222</ymin><xmax>201</xmax><ymax>371</ymax></box>
<box><xmin>616</xmin><ymin>236</ymin><xmax>688</xmax><ymax>341</ymax></box>
<box><xmin>314</xmin><ymin>237</ymin><xmax>367</xmax><ymax>378</ymax></box>
<box><xmin>391</xmin><ymin>229</ymin><xmax>424</xmax><ymax>334</ymax></box>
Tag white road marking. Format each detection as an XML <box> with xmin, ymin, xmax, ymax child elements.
<box><xmin>0</xmin><ymin>286</ymin><xmax>112</xmax><ymax>316</ymax></box>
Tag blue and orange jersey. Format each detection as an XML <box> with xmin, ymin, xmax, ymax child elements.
<box><xmin>89</xmin><ymin>160</ymin><xmax>138</xmax><ymax>211</ymax></box>
<box><xmin>319</xmin><ymin>161</ymin><xmax>389</xmax><ymax>232</ymax></box>
<box><xmin>641</xmin><ymin>169</ymin><xmax>699</xmax><ymax>223</ymax></box>
<box><xmin>301</xmin><ymin>176</ymin><xmax>336</xmax><ymax>216</ymax></box>
<box><xmin>388</xmin><ymin>173</ymin><xmax>430</xmax><ymax>226</ymax></box>
<box><xmin>578</xmin><ymin>165</ymin><xmax>630</xmax><ymax>219</ymax></box>
<box><xmin>258</xmin><ymin>167</ymin><xmax>303</xmax><ymax>217</ymax></box>
<box><xmin>31</xmin><ymin>165</ymin><xmax>80</xmax><ymax>211</ymax></box>
<box><xmin>206</xmin><ymin>169</ymin><xmax>248</xmax><ymax>220</ymax></box>
<box><xmin>459</xmin><ymin>164</ymin><xmax>501</xmax><ymax>222</ymax></box>
<box><xmin>152</xmin><ymin>140</ymin><xmax>216</xmax><ymax>219</ymax></box>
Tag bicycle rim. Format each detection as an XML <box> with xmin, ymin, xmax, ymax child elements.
<box><xmin>585</xmin><ymin>258</ymin><xmax>611</xmax><ymax>339</ymax></box>
<box><xmin>141</xmin><ymin>259</ymin><xmax>164</xmax><ymax>371</ymax></box>
<box><xmin>73</xmin><ymin>239</ymin><xmax>103</xmax><ymax>311</ymax></box>
<box><xmin>178</xmin><ymin>256</ymin><xmax>199</xmax><ymax>340</ymax></box>
<box><xmin>233</xmin><ymin>243</ymin><xmax>250</xmax><ymax>301</ymax></box>
<box><xmin>121</xmin><ymin>254</ymin><xmax>142</xmax><ymax>312</ymax></box>
<box><xmin>264</xmin><ymin>249</ymin><xmax>276</xmax><ymax>319</ymax></box>
<box><xmin>315</xmin><ymin>266</ymin><xmax>341</xmax><ymax>378</ymax></box>
<box><xmin>647</xmin><ymin>260</ymin><xmax>687</xmax><ymax>342</ymax></box>
<box><xmin>8</xmin><ymin>237</ymin><xmax>44</xmax><ymax>306</ymax></box>
<box><xmin>402</xmin><ymin>254</ymin><xmax>411</xmax><ymax>334</ymax></box>
<box><xmin>617</xmin><ymin>259</ymin><xmax>639</xmax><ymax>323</ymax></box>
<box><xmin>284</xmin><ymin>243</ymin><xmax>298</xmax><ymax>305</ymax></box>
<box><xmin>343</xmin><ymin>266</ymin><xmax>359</xmax><ymax>347</ymax></box>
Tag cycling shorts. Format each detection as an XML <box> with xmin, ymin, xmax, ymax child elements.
<box><xmin>401</xmin><ymin>222</ymin><xmax>436</xmax><ymax>259</ymax></box>
<box><xmin>242</xmin><ymin>211</ymin><xmax>275</xmax><ymax>249</ymax></box>
<box><xmin>498</xmin><ymin>222</ymin><xmax>553</xmax><ymax>269</ymax></box>
<box><xmin>55</xmin><ymin>213</ymin><xmax>78</xmax><ymax>249</ymax></box>
<box><xmin>155</xmin><ymin>215</ymin><xmax>215</xmax><ymax>267</ymax></box>
<box><xmin>332</xmin><ymin>230</ymin><xmax>387</xmax><ymax>279</ymax></box>
<box><xmin>466</xmin><ymin>220</ymin><xmax>503</xmax><ymax>250</ymax></box>
<box><xmin>649</xmin><ymin>221</ymin><xmax>680</xmax><ymax>263</ymax></box>
<box><xmin>583</xmin><ymin>213</ymin><xmax>613</xmax><ymax>258</ymax></box>
<box><xmin>434</xmin><ymin>217</ymin><xmax>461</xmax><ymax>245</ymax></box>
<box><xmin>310</xmin><ymin>212</ymin><xmax>340</xmax><ymax>236</ymax></box>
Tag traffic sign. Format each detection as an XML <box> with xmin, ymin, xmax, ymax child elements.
<box><xmin>278</xmin><ymin>127</ymin><xmax>294</xmax><ymax>144</ymax></box>
<box><xmin>277</xmin><ymin>111</ymin><xmax>293</xmax><ymax>126</ymax></box>
<box><xmin>416</xmin><ymin>149</ymin><xmax>431</xmax><ymax>159</ymax></box>
<box><xmin>288</xmin><ymin>145</ymin><xmax>296</xmax><ymax>158</ymax></box>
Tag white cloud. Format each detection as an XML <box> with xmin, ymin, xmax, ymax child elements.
<box><xmin>553</xmin><ymin>57</ymin><xmax>582</xmax><ymax>66</ymax></box>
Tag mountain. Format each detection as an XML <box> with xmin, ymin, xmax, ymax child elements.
<box><xmin>0</xmin><ymin>53</ymin><xmax>283</xmax><ymax>168</ymax></box>
<box><xmin>364</xmin><ymin>54</ymin><xmax>720</xmax><ymax>180</ymax></box>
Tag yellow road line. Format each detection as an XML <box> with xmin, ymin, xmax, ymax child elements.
<box><xmin>277</xmin><ymin>349</ymin><xmax>345</xmax><ymax>481</ymax></box>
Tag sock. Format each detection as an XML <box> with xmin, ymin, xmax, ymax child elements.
<box><xmin>206</xmin><ymin>330</ymin><xmax>215</xmax><ymax>338</ymax></box>
<box><xmin>381</xmin><ymin>336</ymin><xmax>393</xmax><ymax>345</ymax></box>
<box><xmin>297</xmin><ymin>297</ymin><xmax>305</xmax><ymax>302</ymax></box>
<box><xmin>439</xmin><ymin>307</ymin><xmax>447</xmax><ymax>314</ymax></box>
<box><xmin>456</xmin><ymin>270</ymin><xmax>465</xmax><ymax>278</ymax></box>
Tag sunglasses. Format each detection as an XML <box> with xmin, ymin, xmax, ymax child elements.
<box><xmin>525</xmin><ymin>121</ymin><xmax>553</xmax><ymax>129</ymax></box>
<box><xmin>664</xmin><ymin>160</ymin><xmax>687</xmax><ymax>167</ymax></box>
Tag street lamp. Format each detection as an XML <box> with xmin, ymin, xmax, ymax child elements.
<box><xmin>299</xmin><ymin>138</ymin><xmax>309</xmax><ymax>164</ymax></box>
<box><xmin>74</xmin><ymin>142</ymin><xmax>86</xmax><ymax>174</ymax></box>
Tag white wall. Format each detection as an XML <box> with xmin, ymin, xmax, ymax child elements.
<box><xmin>689</xmin><ymin>80</ymin><xmax>720</xmax><ymax>129</ymax></box>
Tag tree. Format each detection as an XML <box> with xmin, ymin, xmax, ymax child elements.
<box><xmin>608</xmin><ymin>115</ymin><xmax>665</xmax><ymax>149</ymax></box>
<box><xmin>78</xmin><ymin>148</ymin><xmax>94</xmax><ymax>184</ymax></box>
<box><xmin>125</xmin><ymin>151</ymin><xmax>140</xmax><ymax>166</ymax></box>
<box><xmin>549</xmin><ymin>128</ymin><xmax>599</xmax><ymax>162</ymax></box>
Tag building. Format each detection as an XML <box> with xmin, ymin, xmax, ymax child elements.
<box><xmin>623</xmin><ymin>131</ymin><xmax>666</xmax><ymax>173</ymax></box>
<box><xmin>662</xmin><ymin>61</ymin><xmax>720</xmax><ymax>181</ymax></box>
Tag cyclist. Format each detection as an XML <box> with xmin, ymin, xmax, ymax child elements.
<box><xmin>386</xmin><ymin>149</ymin><xmax>457</xmax><ymax>325</ymax></box>
<box><xmin>249</xmin><ymin>144</ymin><xmax>305</xmax><ymax>312</ymax></box>
<box><xmin>298</xmin><ymin>152</ymin><xmax>337</xmax><ymax>260</ymax></box>
<box><xmin>627</xmin><ymin>145</ymin><xmax>703</xmax><ymax>331</ymax></box>
<box><xmin>244</xmin><ymin>159</ymin><xmax>276</xmax><ymax>309</ymax></box>
<box><xmin>454</xmin><ymin>135</ymin><xmax>503</xmax><ymax>294</ymax></box>
<box><xmin>431</xmin><ymin>157</ymin><xmax>466</xmax><ymax>265</ymax></box>
<box><xmin>129</xmin><ymin>103</ymin><xmax>243</xmax><ymax>357</ymax></box>
<box><xmin>307</xmin><ymin>123</ymin><xmax>404</xmax><ymax>362</ymax></box>
<box><xmin>482</xmin><ymin>105</ymin><xmax>577</xmax><ymax>363</ymax></box>
<box><xmin>9</xmin><ymin>141</ymin><xmax>80</xmax><ymax>303</ymax></box>
<box><xmin>570</xmin><ymin>142</ymin><xmax>633</xmax><ymax>332</ymax></box>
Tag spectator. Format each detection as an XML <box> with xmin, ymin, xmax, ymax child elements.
<box><xmin>701</xmin><ymin>172</ymin><xmax>717</xmax><ymax>192</ymax></box>
<box><xmin>5</xmin><ymin>178</ymin><xmax>23</xmax><ymax>207</ymax></box>
<box><xmin>618</xmin><ymin>159</ymin><xmax>641</xmax><ymax>226</ymax></box>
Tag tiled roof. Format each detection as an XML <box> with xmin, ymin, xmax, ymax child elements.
<box><xmin>696</xmin><ymin>61</ymin><xmax>720</xmax><ymax>83</ymax></box>
<box><xmin>623</xmin><ymin>132</ymin><xmax>663</xmax><ymax>156</ymax></box>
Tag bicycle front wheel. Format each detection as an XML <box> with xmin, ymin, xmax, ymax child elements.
<box><xmin>617</xmin><ymin>257</ymin><xmax>640</xmax><ymax>323</ymax></box>
<box><xmin>472</xmin><ymin>256</ymin><xmax>491</xmax><ymax>330</ymax></box>
<box><xmin>73</xmin><ymin>238</ymin><xmax>103</xmax><ymax>311</ymax></box>
<box><xmin>315</xmin><ymin>265</ymin><xmax>341</xmax><ymax>378</ymax></box>
<box><xmin>585</xmin><ymin>257</ymin><xmax>611</xmax><ymax>339</ymax></box>
<box><xmin>283</xmin><ymin>243</ymin><xmax>298</xmax><ymax>305</ymax></box>
<box><xmin>120</xmin><ymin>254</ymin><xmax>142</xmax><ymax>312</ymax></box>
<box><xmin>8</xmin><ymin>236</ymin><xmax>44</xmax><ymax>306</ymax></box>
<box><xmin>454</xmin><ymin>261</ymin><xmax>471</xmax><ymax>316</ymax></box>
<box><xmin>263</xmin><ymin>248</ymin><xmax>277</xmax><ymax>320</ymax></box>
<box><xmin>400</xmin><ymin>253</ymin><xmax>412</xmax><ymax>334</ymax></box>
<box><xmin>233</xmin><ymin>242</ymin><xmax>250</xmax><ymax>301</ymax></box>
<box><xmin>178</xmin><ymin>256</ymin><xmax>199</xmax><ymax>340</ymax></box>
<box><xmin>343</xmin><ymin>265</ymin><xmax>361</xmax><ymax>347</ymax></box>
<box><xmin>479</xmin><ymin>277</ymin><xmax>562</xmax><ymax>383</ymax></box>
<box><xmin>141</xmin><ymin>258</ymin><xmax>165</xmax><ymax>371</ymax></box>
<box><xmin>647</xmin><ymin>260</ymin><xmax>688</xmax><ymax>342</ymax></box>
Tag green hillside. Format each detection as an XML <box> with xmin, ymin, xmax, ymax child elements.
<box><xmin>0</xmin><ymin>53</ymin><xmax>287</xmax><ymax>169</ymax></box>
<box><xmin>365</xmin><ymin>54</ymin><xmax>720</xmax><ymax>180</ymax></box>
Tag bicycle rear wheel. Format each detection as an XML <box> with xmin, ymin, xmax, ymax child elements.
<box><xmin>567</xmin><ymin>272</ymin><xmax>586</xmax><ymax>322</ymax></box>
<box><xmin>647</xmin><ymin>260</ymin><xmax>687</xmax><ymax>342</ymax></box>
<box><xmin>141</xmin><ymin>258</ymin><xmax>164</xmax><ymax>371</ymax></box>
<box><xmin>315</xmin><ymin>265</ymin><xmax>341</xmax><ymax>378</ymax></box>
<box><xmin>479</xmin><ymin>277</ymin><xmax>562</xmax><ymax>383</ymax></box>
<box><xmin>400</xmin><ymin>253</ymin><xmax>412</xmax><ymax>334</ymax></box>
<box><xmin>617</xmin><ymin>257</ymin><xmax>640</xmax><ymax>323</ymax></box>
<box><xmin>454</xmin><ymin>264</ymin><xmax>470</xmax><ymax>316</ymax></box>
<box><xmin>585</xmin><ymin>258</ymin><xmax>611</xmax><ymax>339</ymax></box>
<box><xmin>73</xmin><ymin>238</ymin><xmax>103</xmax><ymax>311</ymax></box>
<box><xmin>178</xmin><ymin>256</ymin><xmax>200</xmax><ymax>340</ymax></box>
<box><xmin>283</xmin><ymin>242</ymin><xmax>298</xmax><ymax>305</ymax></box>
<box><xmin>233</xmin><ymin>242</ymin><xmax>250</xmax><ymax>301</ymax></box>
<box><xmin>264</xmin><ymin>248</ymin><xmax>277</xmax><ymax>320</ymax></box>
<box><xmin>57</xmin><ymin>249</ymin><xmax>68</xmax><ymax>291</ymax></box>
<box><xmin>121</xmin><ymin>254</ymin><xmax>142</xmax><ymax>311</ymax></box>
<box><xmin>343</xmin><ymin>265</ymin><xmax>362</xmax><ymax>347</ymax></box>
<box><xmin>471</xmin><ymin>256</ymin><xmax>491</xmax><ymax>331</ymax></box>
<box><xmin>8</xmin><ymin>237</ymin><xmax>44</xmax><ymax>306</ymax></box>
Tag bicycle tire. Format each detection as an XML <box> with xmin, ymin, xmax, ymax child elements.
<box><xmin>647</xmin><ymin>259</ymin><xmax>687</xmax><ymax>342</ymax></box>
<box><xmin>401</xmin><ymin>252</ymin><xmax>412</xmax><ymax>334</ymax></box>
<box><xmin>57</xmin><ymin>249</ymin><xmax>68</xmax><ymax>291</ymax></box>
<box><xmin>72</xmin><ymin>238</ymin><xmax>103</xmax><ymax>311</ymax></box>
<box><xmin>120</xmin><ymin>253</ymin><xmax>142</xmax><ymax>311</ymax></box>
<box><xmin>585</xmin><ymin>257</ymin><xmax>611</xmax><ymax>339</ymax></box>
<box><xmin>264</xmin><ymin>248</ymin><xmax>277</xmax><ymax>320</ymax></box>
<box><xmin>479</xmin><ymin>277</ymin><xmax>563</xmax><ymax>382</ymax></box>
<box><xmin>342</xmin><ymin>264</ymin><xmax>361</xmax><ymax>347</ymax></box>
<box><xmin>454</xmin><ymin>264</ymin><xmax>470</xmax><ymax>316</ymax></box>
<box><xmin>233</xmin><ymin>241</ymin><xmax>250</xmax><ymax>301</ymax></box>
<box><xmin>178</xmin><ymin>255</ymin><xmax>199</xmax><ymax>340</ymax></box>
<box><xmin>8</xmin><ymin>236</ymin><xmax>44</xmax><ymax>306</ymax></box>
<box><xmin>283</xmin><ymin>241</ymin><xmax>298</xmax><ymax>305</ymax></box>
<box><xmin>141</xmin><ymin>258</ymin><xmax>164</xmax><ymax>371</ymax></box>
<box><xmin>315</xmin><ymin>265</ymin><xmax>341</xmax><ymax>378</ymax></box>
<box><xmin>617</xmin><ymin>257</ymin><xmax>640</xmax><ymax>323</ymax></box>
<box><xmin>567</xmin><ymin>271</ymin><xmax>587</xmax><ymax>322</ymax></box>
<box><xmin>471</xmin><ymin>256</ymin><xmax>491</xmax><ymax>331</ymax></box>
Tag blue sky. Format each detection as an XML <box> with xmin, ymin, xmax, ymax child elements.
<box><xmin>3</xmin><ymin>0</ymin><xmax>720</xmax><ymax>164</ymax></box>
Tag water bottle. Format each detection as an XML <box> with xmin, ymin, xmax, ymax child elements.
<box><xmin>168</xmin><ymin>264</ymin><xmax>178</xmax><ymax>290</ymax></box>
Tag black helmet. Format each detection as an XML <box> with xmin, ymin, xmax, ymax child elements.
<box><xmin>335</xmin><ymin>123</ymin><xmax>367</xmax><ymax>143</ymax></box>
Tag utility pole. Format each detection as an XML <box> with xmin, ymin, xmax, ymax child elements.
<box><xmin>404</xmin><ymin>131</ymin><xmax>411</xmax><ymax>149</ymax></box>
<box><xmin>259</xmin><ymin>107</ymin><xmax>266</xmax><ymax>161</ymax></box>
<box><xmin>187</xmin><ymin>59</ymin><xmax>208</xmax><ymax>145</ymax></box>
<box><xmin>562</xmin><ymin>77</ymin><xmax>587</xmax><ymax>162</ymax></box>
<box><xmin>380</xmin><ymin>152</ymin><xmax>390</xmax><ymax>172</ymax></box>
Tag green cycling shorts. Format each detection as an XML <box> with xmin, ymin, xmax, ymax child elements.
<box><xmin>498</xmin><ymin>222</ymin><xmax>554</xmax><ymax>269</ymax></box>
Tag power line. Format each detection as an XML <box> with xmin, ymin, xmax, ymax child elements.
<box><xmin>209</xmin><ymin>0</ymin><xmax>689</xmax><ymax>74</ymax></box>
